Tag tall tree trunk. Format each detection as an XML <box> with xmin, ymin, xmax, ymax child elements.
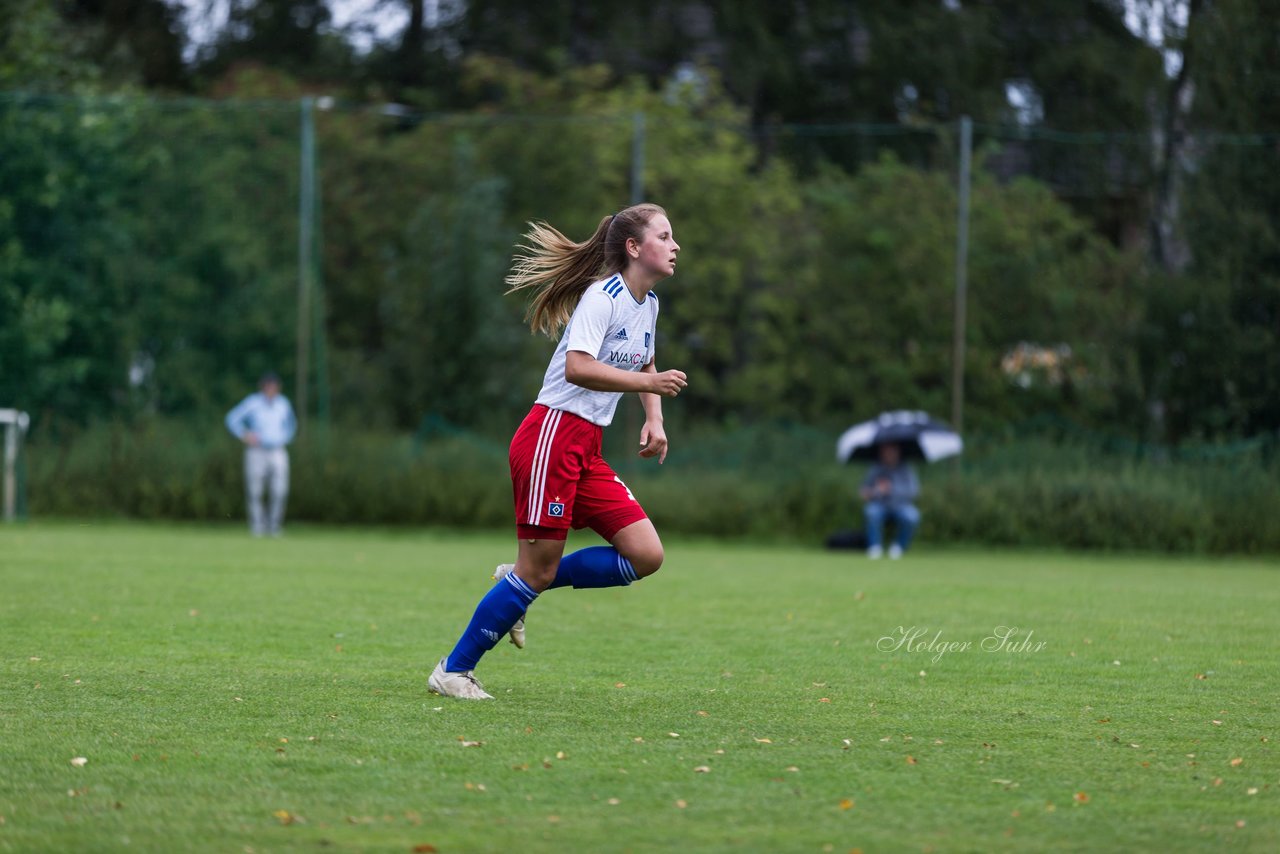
<box><xmin>397</xmin><ymin>0</ymin><xmax>426</xmax><ymax>84</ymax></box>
<box><xmin>1150</xmin><ymin>0</ymin><xmax>1202</xmax><ymax>273</ymax></box>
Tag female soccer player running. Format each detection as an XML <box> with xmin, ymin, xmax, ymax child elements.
<box><xmin>429</xmin><ymin>203</ymin><xmax>686</xmax><ymax>700</ymax></box>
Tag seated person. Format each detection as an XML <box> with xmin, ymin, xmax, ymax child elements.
<box><xmin>859</xmin><ymin>442</ymin><xmax>920</xmax><ymax>559</ymax></box>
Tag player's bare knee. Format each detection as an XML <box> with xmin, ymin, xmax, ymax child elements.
<box><xmin>629</xmin><ymin>545</ymin><xmax>664</xmax><ymax>578</ymax></box>
<box><xmin>516</xmin><ymin>560</ymin><xmax>559</xmax><ymax>592</ymax></box>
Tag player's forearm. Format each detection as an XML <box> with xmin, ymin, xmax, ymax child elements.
<box><xmin>565</xmin><ymin>353</ymin><xmax>655</xmax><ymax>393</ymax></box>
<box><xmin>639</xmin><ymin>392</ymin><xmax>663</xmax><ymax>422</ymax></box>
<box><xmin>638</xmin><ymin>363</ymin><xmax>664</xmax><ymax>420</ymax></box>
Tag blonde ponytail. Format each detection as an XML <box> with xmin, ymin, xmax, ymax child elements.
<box><xmin>505</xmin><ymin>203</ymin><xmax>667</xmax><ymax>336</ymax></box>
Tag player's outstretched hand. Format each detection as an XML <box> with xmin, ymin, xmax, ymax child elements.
<box><xmin>649</xmin><ymin>369</ymin><xmax>687</xmax><ymax>397</ymax></box>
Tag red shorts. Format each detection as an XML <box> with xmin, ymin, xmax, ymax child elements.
<box><xmin>509</xmin><ymin>405</ymin><xmax>648</xmax><ymax>541</ymax></box>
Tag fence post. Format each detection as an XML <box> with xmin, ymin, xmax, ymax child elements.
<box><xmin>296</xmin><ymin>96</ymin><xmax>316</xmax><ymax>436</ymax></box>
<box><xmin>630</xmin><ymin>110</ymin><xmax>646</xmax><ymax>205</ymax></box>
<box><xmin>951</xmin><ymin>115</ymin><xmax>973</xmax><ymax>432</ymax></box>
<box><xmin>621</xmin><ymin>111</ymin><xmax>647</xmax><ymax>468</ymax></box>
<box><xmin>1</xmin><ymin>409</ymin><xmax>28</xmax><ymax>522</ymax></box>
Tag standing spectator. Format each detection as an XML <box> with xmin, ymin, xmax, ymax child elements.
<box><xmin>225</xmin><ymin>372</ymin><xmax>297</xmax><ymax>537</ymax></box>
<box><xmin>859</xmin><ymin>442</ymin><xmax>920</xmax><ymax>559</ymax></box>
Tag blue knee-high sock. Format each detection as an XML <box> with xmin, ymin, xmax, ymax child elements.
<box><xmin>548</xmin><ymin>546</ymin><xmax>638</xmax><ymax>590</ymax></box>
<box><xmin>445</xmin><ymin>573</ymin><xmax>538</xmax><ymax>672</ymax></box>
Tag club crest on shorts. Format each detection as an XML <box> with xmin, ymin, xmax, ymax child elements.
<box><xmin>547</xmin><ymin>501</ymin><xmax>565</xmax><ymax>518</ymax></box>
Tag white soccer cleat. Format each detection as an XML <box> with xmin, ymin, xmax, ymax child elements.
<box><xmin>888</xmin><ymin>544</ymin><xmax>904</xmax><ymax>560</ymax></box>
<box><xmin>492</xmin><ymin>563</ymin><xmax>526</xmax><ymax>649</ymax></box>
<box><xmin>866</xmin><ymin>545</ymin><xmax>884</xmax><ymax>560</ymax></box>
<box><xmin>428</xmin><ymin>658</ymin><xmax>493</xmax><ymax>700</ymax></box>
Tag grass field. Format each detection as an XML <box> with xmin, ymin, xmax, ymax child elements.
<box><xmin>1</xmin><ymin>522</ymin><xmax>1277</xmax><ymax>853</ymax></box>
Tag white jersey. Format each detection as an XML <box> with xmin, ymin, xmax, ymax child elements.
<box><xmin>535</xmin><ymin>273</ymin><xmax>660</xmax><ymax>427</ymax></box>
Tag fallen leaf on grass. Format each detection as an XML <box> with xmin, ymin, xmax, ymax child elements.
<box><xmin>668</xmin><ymin>733</ymin><xmax>680</xmax><ymax>738</ymax></box>
<box><xmin>675</xmin><ymin>800</ymin><xmax>687</xmax><ymax>809</ymax></box>
<box><xmin>1248</xmin><ymin>788</ymin><xmax>1259</xmax><ymax>795</ymax></box>
<box><xmin>839</xmin><ymin>798</ymin><xmax>855</xmax><ymax>810</ymax></box>
<box><xmin>1212</xmin><ymin>720</ymin><xmax>1223</xmax><ymax>726</ymax></box>
<box><xmin>607</xmin><ymin>798</ymin><xmax>620</xmax><ymax>805</ymax></box>
<box><xmin>819</xmin><ymin>698</ymin><xmax>831</xmax><ymax>703</ymax></box>
<box><xmin>459</xmin><ymin>741</ymin><xmax>483</xmax><ymax>748</ymax></box>
<box><xmin>1230</xmin><ymin>758</ymin><xmax>1244</xmax><ymax>767</ymax></box>
<box><xmin>1073</xmin><ymin>792</ymin><xmax>1090</xmax><ymax>804</ymax></box>
<box><xmin>412</xmin><ymin>845</ymin><xmax>438</xmax><ymax>853</ymax></box>
<box><xmin>696</xmin><ymin>710</ymin><xmax>709</xmax><ymax>717</ymax></box>
<box><xmin>754</xmin><ymin>738</ymin><xmax>772</xmax><ymax>744</ymax></box>
<box><xmin>70</xmin><ymin>757</ymin><xmax>87</xmax><ymax>767</ymax></box>
<box><xmin>556</xmin><ymin>751</ymin><xmax>567</xmax><ymax>760</ymax></box>
<box><xmin>546</xmin><ymin>815</ymin><xmax>560</xmax><ymax>823</ymax></box>
<box><xmin>906</xmin><ymin>756</ymin><xmax>918</xmax><ymax>765</ymax></box>
<box><xmin>615</xmin><ymin>683</ymin><xmax>626</xmax><ymax>688</ymax></box>
<box><xmin>785</xmin><ymin>766</ymin><xmax>799</xmax><ymax>772</ymax></box>
<box><xmin>1236</xmin><ymin>820</ymin><xmax>1246</xmax><ymax>829</ymax></box>
<box><xmin>693</xmin><ymin>765</ymin><xmax>711</xmax><ymax>773</ymax></box>
<box><xmin>273</xmin><ymin>810</ymin><xmax>301</xmax><ymax>825</ymax></box>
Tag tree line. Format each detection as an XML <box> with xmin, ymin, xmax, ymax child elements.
<box><xmin>1</xmin><ymin>0</ymin><xmax>1276</xmax><ymax>443</ymax></box>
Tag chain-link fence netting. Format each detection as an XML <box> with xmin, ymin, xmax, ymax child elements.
<box><xmin>4</xmin><ymin>91</ymin><xmax>1279</xmax><ymax>454</ymax></box>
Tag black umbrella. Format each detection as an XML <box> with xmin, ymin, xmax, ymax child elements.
<box><xmin>836</xmin><ymin>410</ymin><xmax>963</xmax><ymax>463</ymax></box>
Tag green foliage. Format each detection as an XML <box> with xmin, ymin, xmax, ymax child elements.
<box><xmin>1136</xmin><ymin>0</ymin><xmax>1280</xmax><ymax>440</ymax></box>
<box><xmin>3</xmin><ymin>8</ymin><xmax>1280</xmax><ymax>453</ymax></box>
<box><xmin>0</xmin><ymin>0</ymin><xmax>100</xmax><ymax>90</ymax></box>
<box><xmin>735</xmin><ymin>153</ymin><xmax>1138</xmax><ymax>431</ymax></box>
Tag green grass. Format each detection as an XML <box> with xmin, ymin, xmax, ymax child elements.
<box><xmin>1</xmin><ymin>523</ymin><xmax>1277</xmax><ymax>853</ymax></box>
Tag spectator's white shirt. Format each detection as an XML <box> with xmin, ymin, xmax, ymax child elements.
<box><xmin>225</xmin><ymin>393</ymin><xmax>297</xmax><ymax>448</ymax></box>
<box><xmin>535</xmin><ymin>274</ymin><xmax>659</xmax><ymax>427</ymax></box>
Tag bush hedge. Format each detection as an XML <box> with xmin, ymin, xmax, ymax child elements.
<box><xmin>24</xmin><ymin>421</ymin><xmax>1280</xmax><ymax>554</ymax></box>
